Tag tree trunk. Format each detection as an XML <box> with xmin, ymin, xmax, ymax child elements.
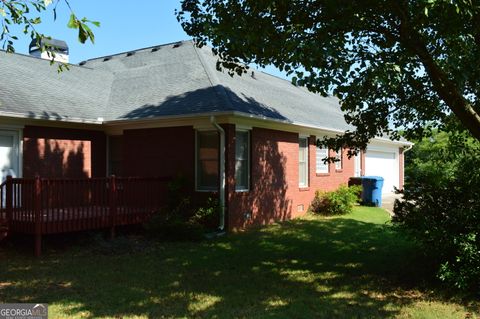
<box><xmin>396</xmin><ymin>6</ymin><xmax>480</xmax><ymax>140</ymax></box>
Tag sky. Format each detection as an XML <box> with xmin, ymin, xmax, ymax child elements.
<box><xmin>13</xmin><ymin>0</ymin><xmax>191</xmax><ymax>62</ymax></box>
<box><xmin>12</xmin><ymin>0</ymin><xmax>286</xmax><ymax>78</ymax></box>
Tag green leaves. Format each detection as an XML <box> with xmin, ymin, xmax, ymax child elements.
<box><xmin>178</xmin><ymin>0</ymin><xmax>480</xmax><ymax>146</ymax></box>
<box><xmin>1</xmin><ymin>0</ymin><xmax>99</xmax><ymax>59</ymax></box>
<box><xmin>394</xmin><ymin>130</ymin><xmax>480</xmax><ymax>292</ymax></box>
<box><xmin>67</xmin><ymin>13</ymin><xmax>77</xmax><ymax>28</ymax></box>
<box><xmin>67</xmin><ymin>13</ymin><xmax>99</xmax><ymax>44</ymax></box>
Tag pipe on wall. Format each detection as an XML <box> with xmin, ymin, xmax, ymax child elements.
<box><xmin>210</xmin><ymin>116</ymin><xmax>226</xmax><ymax>231</ymax></box>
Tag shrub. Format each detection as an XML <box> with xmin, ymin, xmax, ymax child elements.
<box><xmin>190</xmin><ymin>197</ymin><xmax>220</xmax><ymax>230</ymax></box>
<box><xmin>144</xmin><ymin>175</ymin><xmax>220</xmax><ymax>241</ymax></box>
<box><xmin>393</xmin><ymin>130</ymin><xmax>480</xmax><ymax>293</ymax></box>
<box><xmin>145</xmin><ymin>215</ymin><xmax>206</xmax><ymax>241</ymax></box>
<box><xmin>310</xmin><ymin>185</ymin><xmax>361</xmax><ymax>216</ymax></box>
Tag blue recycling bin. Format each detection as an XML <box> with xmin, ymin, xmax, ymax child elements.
<box><xmin>361</xmin><ymin>176</ymin><xmax>384</xmax><ymax>207</ymax></box>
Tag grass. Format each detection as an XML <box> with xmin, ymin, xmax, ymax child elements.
<box><xmin>0</xmin><ymin>206</ymin><xmax>478</xmax><ymax>318</ymax></box>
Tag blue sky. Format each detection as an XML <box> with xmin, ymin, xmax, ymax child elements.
<box><xmin>14</xmin><ymin>0</ymin><xmax>189</xmax><ymax>62</ymax></box>
<box><xmin>12</xmin><ymin>0</ymin><xmax>286</xmax><ymax>78</ymax></box>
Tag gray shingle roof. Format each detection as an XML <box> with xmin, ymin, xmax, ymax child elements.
<box><xmin>0</xmin><ymin>51</ymin><xmax>112</xmax><ymax>122</ymax></box>
<box><xmin>0</xmin><ymin>40</ymin><xmax>352</xmax><ymax>132</ymax></box>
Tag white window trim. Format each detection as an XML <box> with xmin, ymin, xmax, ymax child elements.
<box><xmin>316</xmin><ymin>147</ymin><xmax>329</xmax><ymax>174</ymax></box>
<box><xmin>195</xmin><ymin>130</ymin><xmax>219</xmax><ymax>192</ymax></box>
<box><xmin>0</xmin><ymin>127</ymin><xmax>23</xmax><ymax>178</ymax></box>
<box><xmin>299</xmin><ymin>137</ymin><xmax>309</xmax><ymax>188</ymax></box>
<box><xmin>235</xmin><ymin>129</ymin><xmax>250</xmax><ymax>192</ymax></box>
<box><xmin>335</xmin><ymin>148</ymin><xmax>343</xmax><ymax>170</ymax></box>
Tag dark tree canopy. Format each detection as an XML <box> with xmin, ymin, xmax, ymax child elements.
<box><xmin>177</xmin><ymin>0</ymin><xmax>480</xmax><ymax>152</ymax></box>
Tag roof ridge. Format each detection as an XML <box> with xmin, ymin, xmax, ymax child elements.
<box><xmin>83</xmin><ymin>40</ymin><xmax>193</xmax><ymax>64</ymax></box>
<box><xmin>101</xmin><ymin>69</ymin><xmax>119</xmax><ymax>120</ymax></box>
<box><xmin>191</xmin><ymin>43</ymin><xmax>236</xmax><ymax>111</ymax></box>
<box><xmin>0</xmin><ymin>50</ymin><xmax>98</xmax><ymax>71</ymax></box>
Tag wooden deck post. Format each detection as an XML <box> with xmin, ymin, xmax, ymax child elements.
<box><xmin>34</xmin><ymin>176</ymin><xmax>42</xmax><ymax>257</ymax></box>
<box><xmin>109</xmin><ymin>175</ymin><xmax>117</xmax><ymax>239</ymax></box>
<box><xmin>5</xmin><ymin>175</ymin><xmax>12</xmax><ymax>230</ymax></box>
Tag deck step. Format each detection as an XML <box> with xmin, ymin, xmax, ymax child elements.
<box><xmin>0</xmin><ymin>219</ymin><xmax>8</xmax><ymax>241</ymax></box>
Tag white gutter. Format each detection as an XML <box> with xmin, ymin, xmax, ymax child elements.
<box><xmin>210</xmin><ymin>116</ymin><xmax>226</xmax><ymax>231</ymax></box>
<box><xmin>2</xmin><ymin>107</ymin><xmax>412</xmax><ymax>147</ymax></box>
<box><xmin>0</xmin><ymin>110</ymin><xmax>103</xmax><ymax>125</ymax></box>
<box><xmin>403</xmin><ymin>143</ymin><xmax>414</xmax><ymax>152</ymax></box>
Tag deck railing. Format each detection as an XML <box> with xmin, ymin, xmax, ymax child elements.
<box><xmin>0</xmin><ymin>175</ymin><xmax>171</xmax><ymax>256</ymax></box>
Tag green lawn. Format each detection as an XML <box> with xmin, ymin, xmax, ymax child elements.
<box><xmin>0</xmin><ymin>207</ymin><xmax>478</xmax><ymax>318</ymax></box>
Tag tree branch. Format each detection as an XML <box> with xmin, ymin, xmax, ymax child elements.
<box><xmin>395</xmin><ymin>3</ymin><xmax>480</xmax><ymax>140</ymax></box>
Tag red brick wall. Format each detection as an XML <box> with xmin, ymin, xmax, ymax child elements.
<box><xmin>121</xmin><ymin>126</ymin><xmax>213</xmax><ymax>205</ymax></box>
<box><xmin>23</xmin><ymin>126</ymin><xmax>106</xmax><ymax>178</ymax></box>
<box><xmin>122</xmin><ymin>126</ymin><xmax>195</xmax><ymax>179</ymax></box>
<box><xmin>118</xmin><ymin>125</ymin><xmax>357</xmax><ymax>230</ymax></box>
<box><xmin>226</xmin><ymin>126</ymin><xmax>355</xmax><ymax>230</ymax></box>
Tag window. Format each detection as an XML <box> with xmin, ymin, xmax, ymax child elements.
<box><xmin>0</xmin><ymin>130</ymin><xmax>19</xmax><ymax>178</ymax></box>
<box><xmin>196</xmin><ymin>131</ymin><xmax>219</xmax><ymax>191</ymax></box>
<box><xmin>316</xmin><ymin>147</ymin><xmax>329</xmax><ymax>174</ymax></box>
<box><xmin>235</xmin><ymin>130</ymin><xmax>250</xmax><ymax>191</ymax></box>
<box><xmin>335</xmin><ymin>148</ymin><xmax>343</xmax><ymax>170</ymax></box>
<box><xmin>299</xmin><ymin>137</ymin><xmax>309</xmax><ymax>187</ymax></box>
<box><xmin>108</xmin><ymin>135</ymin><xmax>123</xmax><ymax>176</ymax></box>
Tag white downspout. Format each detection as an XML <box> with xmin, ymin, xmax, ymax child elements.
<box><xmin>400</xmin><ymin>143</ymin><xmax>414</xmax><ymax>191</ymax></box>
<box><xmin>403</xmin><ymin>144</ymin><xmax>414</xmax><ymax>152</ymax></box>
<box><xmin>210</xmin><ymin>116</ymin><xmax>226</xmax><ymax>231</ymax></box>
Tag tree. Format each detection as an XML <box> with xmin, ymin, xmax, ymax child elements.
<box><xmin>1</xmin><ymin>0</ymin><xmax>98</xmax><ymax>60</ymax></box>
<box><xmin>177</xmin><ymin>0</ymin><xmax>480</xmax><ymax>151</ymax></box>
<box><xmin>394</xmin><ymin>130</ymin><xmax>480</xmax><ymax>292</ymax></box>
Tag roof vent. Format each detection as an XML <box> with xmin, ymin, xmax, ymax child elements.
<box><xmin>29</xmin><ymin>38</ymin><xmax>69</xmax><ymax>63</ymax></box>
<box><xmin>103</xmin><ymin>56</ymin><xmax>112</xmax><ymax>62</ymax></box>
<box><xmin>251</xmin><ymin>71</ymin><xmax>256</xmax><ymax>79</ymax></box>
<box><xmin>172</xmin><ymin>42</ymin><xmax>182</xmax><ymax>48</ymax></box>
<box><xmin>126</xmin><ymin>51</ymin><xmax>136</xmax><ymax>57</ymax></box>
<box><xmin>79</xmin><ymin>61</ymin><xmax>87</xmax><ymax>66</ymax></box>
<box><xmin>151</xmin><ymin>46</ymin><xmax>161</xmax><ymax>52</ymax></box>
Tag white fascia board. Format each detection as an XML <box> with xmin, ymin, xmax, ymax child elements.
<box><xmin>0</xmin><ymin>122</ymin><xmax>25</xmax><ymax>130</ymax></box>
<box><xmin>370</xmin><ymin>137</ymin><xmax>413</xmax><ymax>148</ymax></box>
<box><xmin>103</xmin><ymin>112</ymin><xmax>232</xmax><ymax>135</ymax></box>
<box><xmin>0</xmin><ymin>110</ymin><xmax>102</xmax><ymax>125</ymax></box>
<box><xmin>105</xmin><ymin>110</ymin><xmax>412</xmax><ymax>148</ymax></box>
<box><xmin>230</xmin><ymin>111</ymin><xmax>346</xmax><ymax>135</ymax></box>
<box><xmin>104</xmin><ymin>111</ymin><xmax>345</xmax><ymax>139</ymax></box>
<box><xmin>104</xmin><ymin>111</ymin><xmax>233</xmax><ymax>126</ymax></box>
<box><xmin>0</xmin><ymin>115</ymin><xmax>105</xmax><ymax>132</ymax></box>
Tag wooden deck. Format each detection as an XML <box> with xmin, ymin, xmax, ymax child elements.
<box><xmin>2</xmin><ymin>206</ymin><xmax>153</xmax><ymax>234</ymax></box>
<box><xmin>0</xmin><ymin>176</ymin><xmax>170</xmax><ymax>256</ymax></box>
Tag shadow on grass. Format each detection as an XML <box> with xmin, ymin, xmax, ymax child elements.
<box><xmin>0</xmin><ymin>213</ymin><xmax>469</xmax><ymax>318</ymax></box>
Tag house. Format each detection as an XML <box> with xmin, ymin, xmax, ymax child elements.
<box><xmin>0</xmin><ymin>40</ymin><xmax>411</xmax><ymax>231</ymax></box>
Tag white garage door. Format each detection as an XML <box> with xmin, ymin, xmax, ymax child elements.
<box><xmin>365</xmin><ymin>150</ymin><xmax>399</xmax><ymax>194</ymax></box>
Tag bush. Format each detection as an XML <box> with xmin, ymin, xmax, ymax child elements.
<box><xmin>310</xmin><ymin>185</ymin><xmax>361</xmax><ymax>216</ymax></box>
<box><xmin>145</xmin><ymin>214</ymin><xmax>206</xmax><ymax>241</ymax></box>
<box><xmin>393</xmin><ymin>130</ymin><xmax>480</xmax><ymax>293</ymax></box>
<box><xmin>190</xmin><ymin>197</ymin><xmax>220</xmax><ymax>230</ymax></box>
<box><xmin>144</xmin><ymin>175</ymin><xmax>220</xmax><ymax>241</ymax></box>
